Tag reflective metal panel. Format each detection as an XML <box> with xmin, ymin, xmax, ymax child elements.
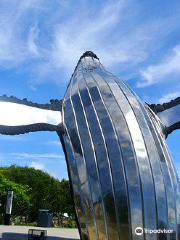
<box><xmin>0</xmin><ymin>102</ymin><xmax>61</xmax><ymax>126</ymax></box>
<box><xmin>79</xmin><ymin>61</ymin><xmax>130</xmax><ymax>240</ymax></box>
<box><xmin>0</xmin><ymin>101</ymin><xmax>62</xmax><ymax>135</ymax></box>
<box><xmin>60</xmin><ymin>52</ymin><xmax>180</xmax><ymax>240</ymax></box>
<box><xmin>157</xmin><ymin>104</ymin><xmax>180</xmax><ymax>127</ymax></box>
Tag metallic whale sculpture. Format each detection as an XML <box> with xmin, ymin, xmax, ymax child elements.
<box><xmin>0</xmin><ymin>51</ymin><xmax>180</xmax><ymax>240</ymax></box>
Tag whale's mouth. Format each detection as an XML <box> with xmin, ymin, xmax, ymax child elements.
<box><xmin>79</xmin><ymin>51</ymin><xmax>99</xmax><ymax>60</ymax></box>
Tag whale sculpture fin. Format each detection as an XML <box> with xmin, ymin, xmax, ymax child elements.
<box><xmin>148</xmin><ymin>97</ymin><xmax>180</xmax><ymax>136</ymax></box>
<box><xmin>0</xmin><ymin>95</ymin><xmax>62</xmax><ymax>135</ymax></box>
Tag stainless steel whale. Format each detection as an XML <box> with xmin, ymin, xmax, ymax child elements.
<box><xmin>0</xmin><ymin>51</ymin><xmax>180</xmax><ymax>240</ymax></box>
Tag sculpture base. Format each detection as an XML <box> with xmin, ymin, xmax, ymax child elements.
<box><xmin>4</xmin><ymin>214</ymin><xmax>11</xmax><ymax>225</ymax></box>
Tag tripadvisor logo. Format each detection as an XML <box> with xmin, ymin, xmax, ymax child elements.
<box><xmin>135</xmin><ymin>227</ymin><xmax>143</xmax><ymax>235</ymax></box>
<box><xmin>135</xmin><ymin>227</ymin><xmax>174</xmax><ymax>235</ymax></box>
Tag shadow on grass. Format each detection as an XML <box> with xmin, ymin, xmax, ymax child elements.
<box><xmin>0</xmin><ymin>232</ymin><xmax>79</xmax><ymax>240</ymax></box>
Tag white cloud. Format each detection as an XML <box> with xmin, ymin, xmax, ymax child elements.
<box><xmin>27</xmin><ymin>24</ymin><xmax>40</xmax><ymax>56</ymax></box>
<box><xmin>46</xmin><ymin>140</ymin><xmax>60</xmax><ymax>146</ymax></box>
<box><xmin>0</xmin><ymin>3</ymin><xmax>31</xmax><ymax>65</ymax></box>
<box><xmin>0</xmin><ymin>135</ymin><xmax>24</xmax><ymax>141</ymax></box>
<box><xmin>30</xmin><ymin>86</ymin><xmax>37</xmax><ymax>91</ymax></box>
<box><xmin>0</xmin><ymin>151</ymin><xmax>67</xmax><ymax>179</ymax></box>
<box><xmin>0</xmin><ymin>152</ymin><xmax>64</xmax><ymax>160</ymax></box>
<box><xmin>158</xmin><ymin>91</ymin><xmax>180</xmax><ymax>104</ymax></box>
<box><xmin>30</xmin><ymin>161</ymin><xmax>44</xmax><ymax>170</ymax></box>
<box><xmin>49</xmin><ymin>0</ymin><xmax>150</xmax><ymax>76</ymax></box>
<box><xmin>138</xmin><ymin>44</ymin><xmax>180</xmax><ymax>87</ymax></box>
<box><xmin>51</xmin><ymin>1</ymin><xmax>125</xmax><ymax>68</ymax></box>
<box><xmin>0</xmin><ymin>0</ymin><xmax>179</xmax><ymax>86</ymax></box>
<box><xmin>11</xmin><ymin>152</ymin><xmax>64</xmax><ymax>159</ymax></box>
<box><xmin>0</xmin><ymin>0</ymin><xmax>167</xmax><ymax>82</ymax></box>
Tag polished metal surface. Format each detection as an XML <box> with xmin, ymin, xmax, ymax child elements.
<box><xmin>157</xmin><ymin>104</ymin><xmax>180</xmax><ymax>127</ymax></box>
<box><xmin>0</xmin><ymin>102</ymin><xmax>61</xmax><ymax>126</ymax></box>
<box><xmin>0</xmin><ymin>100</ymin><xmax>62</xmax><ymax>135</ymax></box>
<box><xmin>61</xmin><ymin>54</ymin><xmax>180</xmax><ymax>240</ymax></box>
<box><xmin>0</xmin><ymin>51</ymin><xmax>180</xmax><ymax>240</ymax></box>
<box><xmin>148</xmin><ymin>98</ymin><xmax>180</xmax><ymax>136</ymax></box>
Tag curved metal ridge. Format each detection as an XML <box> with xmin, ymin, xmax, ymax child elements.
<box><xmin>0</xmin><ymin>95</ymin><xmax>62</xmax><ymax>111</ymax></box>
<box><xmin>148</xmin><ymin>97</ymin><xmax>180</xmax><ymax>113</ymax></box>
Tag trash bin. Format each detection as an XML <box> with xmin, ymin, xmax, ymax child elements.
<box><xmin>37</xmin><ymin>209</ymin><xmax>53</xmax><ymax>227</ymax></box>
<box><xmin>28</xmin><ymin>229</ymin><xmax>47</xmax><ymax>240</ymax></box>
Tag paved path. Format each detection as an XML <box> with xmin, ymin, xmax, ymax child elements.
<box><xmin>0</xmin><ymin>226</ymin><xmax>80</xmax><ymax>240</ymax></box>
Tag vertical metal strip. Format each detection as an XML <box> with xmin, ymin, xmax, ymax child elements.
<box><xmin>82</xmin><ymin>57</ymin><xmax>143</xmax><ymax>240</ymax></box>
<box><xmin>78</xmin><ymin>60</ymin><xmax>119</xmax><ymax>239</ymax></box>
<box><xmin>70</xmin><ymin>69</ymin><xmax>98</xmax><ymax>239</ymax></box>
<box><xmin>76</xmin><ymin>66</ymin><xmax>109</xmax><ymax>240</ymax></box>
<box><xmin>79</xmin><ymin>60</ymin><xmax>131</xmax><ymax>240</ymax></box>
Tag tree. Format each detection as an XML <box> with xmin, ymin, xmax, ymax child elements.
<box><xmin>0</xmin><ymin>165</ymin><xmax>75</xmax><ymax>223</ymax></box>
<box><xmin>50</xmin><ymin>179</ymin><xmax>75</xmax><ymax>226</ymax></box>
<box><xmin>0</xmin><ymin>173</ymin><xmax>32</xmax><ymax>220</ymax></box>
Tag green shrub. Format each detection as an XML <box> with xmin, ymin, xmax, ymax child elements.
<box><xmin>14</xmin><ymin>221</ymin><xmax>37</xmax><ymax>226</ymax></box>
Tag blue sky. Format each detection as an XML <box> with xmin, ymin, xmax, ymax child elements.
<box><xmin>0</xmin><ymin>0</ymin><xmax>180</xmax><ymax>180</ymax></box>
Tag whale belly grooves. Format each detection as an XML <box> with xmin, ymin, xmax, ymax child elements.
<box><xmin>61</xmin><ymin>55</ymin><xmax>180</xmax><ymax>240</ymax></box>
